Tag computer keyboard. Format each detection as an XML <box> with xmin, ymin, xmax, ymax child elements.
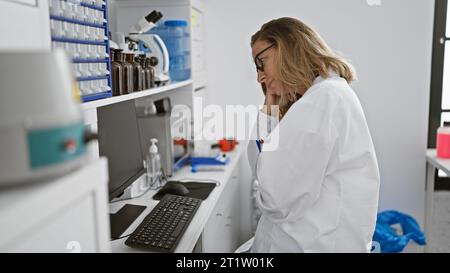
<box><xmin>125</xmin><ymin>194</ymin><xmax>202</xmax><ymax>252</ymax></box>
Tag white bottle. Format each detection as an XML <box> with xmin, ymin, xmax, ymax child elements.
<box><xmin>146</xmin><ymin>138</ymin><xmax>162</xmax><ymax>189</ymax></box>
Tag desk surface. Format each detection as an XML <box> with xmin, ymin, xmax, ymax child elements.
<box><xmin>110</xmin><ymin>146</ymin><xmax>244</xmax><ymax>253</ymax></box>
<box><xmin>426</xmin><ymin>149</ymin><xmax>450</xmax><ymax>176</ymax></box>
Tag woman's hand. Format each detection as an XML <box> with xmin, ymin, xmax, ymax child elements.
<box><xmin>265</xmin><ymin>91</ymin><xmax>280</xmax><ymax>107</ymax></box>
<box><xmin>261</xmin><ymin>84</ymin><xmax>280</xmax><ymax>116</ymax></box>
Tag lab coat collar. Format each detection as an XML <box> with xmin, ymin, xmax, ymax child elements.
<box><xmin>312</xmin><ymin>70</ymin><xmax>340</xmax><ymax>86</ymax></box>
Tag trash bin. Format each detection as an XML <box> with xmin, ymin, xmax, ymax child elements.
<box><xmin>372</xmin><ymin>210</ymin><xmax>426</xmax><ymax>253</ymax></box>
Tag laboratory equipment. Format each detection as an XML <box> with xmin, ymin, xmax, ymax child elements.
<box><xmin>124</xmin><ymin>194</ymin><xmax>201</xmax><ymax>252</ymax></box>
<box><xmin>137</xmin><ymin>111</ymin><xmax>174</xmax><ymax>177</ymax></box>
<box><xmin>145</xmin><ymin>138</ymin><xmax>162</xmax><ymax>190</ymax></box>
<box><xmin>0</xmin><ymin>51</ymin><xmax>88</xmax><ymax>186</ymax></box>
<box><xmin>154</xmin><ymin>97</ymin><xmax>172</xmax><ymax>113</ymax></box>
<box><xmin>137</xmin><ymin>55</ymin><xmax>147</xmax><ymax>90</ymax></box>
<box><xmin>136</xmin><ymin>98</ymin><xmax>191</xmax><ymax>177</ymax></box>
<box><xmin>132</xmin><ymin>33</ymin><xmax>170</xmax><ymax>85</ymax></box>
<box><xmin>112</xmin><ymin>9</ymin><xmax>168</xmax><ymax>85</ymax></box>
<box><xmin>190</xmin><ymin>153</ymin><xmax>230</xmax><ymax>173</ymax></box>
<box><xmin>110</xmin><ymin>48</ymin><xmax>123</xmax><ymax>96</ymax></box>
<box><xmin>211</xmin><ymin>138</ymin><xmax>239</xmax><ymax>152</ymax></box>
<box><xmin>119</xmin><ymin>51</ymin><xmax>134</xmax><ymax>94</ymax></box>
<box><xmin>139</xmin><ymin>55</ymin><xmax>155</xmax><ymax>89</ymax></box>
<box><xmin>128</xmin><ymin>10</ymin><xmax>162</xmax><ymax>34</ymax></box>
<box><xmin>132</xmin><ymin>54</ymin><xmax>144</xmax><ymax>91</ymax></box>
<box><xmin>161</xmin><ymin>20</ymin><xmax>191</xmax><ymax>81</ymax></box>
<box><xmin>437</xmin><ymin>121</ymin><xmax>450</xmax><ymax>159</ymax></box>
<box><xmin>48</xmin><ymin>0</ymin><xmax>113</xmax><ymax>102</ymax></box>
<box><xmin>122</xmin><ymin>51</ymin><xmax>142</xmax><ymax>92</ymax></box>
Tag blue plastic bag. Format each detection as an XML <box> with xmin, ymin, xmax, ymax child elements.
<box><xmin>372</xmin><ymin>210</ymin><xmax>426</xmax><ymax>253</ymax></box>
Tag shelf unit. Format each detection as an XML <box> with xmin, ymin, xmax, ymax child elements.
<box><xmin>110</xmin><ymin>0</ymin><xmax>206</xmax><ymax>135</ymax></box>
<box><xmin>81</xmin><ymin>79</ymin><xmax>193</xmax><ymax>111</ymax></box>
<box><xmin>50</xmin><ymin>14</ymin><xmax>106</xmax><ymax>28</ymax></box>
<box><xmin>82</xmin><ymin>80</ymin><xmax>194</xmax><ymax>127</ymax></box>
<box><xmin>48</xmin><ymin>0</ymin><xmax>113</xmax><ymax>103</ymax></box>
<box><xmin>51</xmin><ymin>36</ymin><xmax>108</xmax><ymax>46</ymax></box>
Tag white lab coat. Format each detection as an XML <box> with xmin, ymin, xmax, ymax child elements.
<box><xmin>247</xmin><ymin>72</ymin><xmax>380</xmax><ymax>253</ymax></box>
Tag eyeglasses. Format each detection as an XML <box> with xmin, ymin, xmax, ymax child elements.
<box><xmin>254</xmin><ymin>43</ymin><xmax>275</xmax><ymax>72</ymax></box>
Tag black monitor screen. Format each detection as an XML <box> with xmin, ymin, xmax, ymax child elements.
<box><xmin>97</xmin><ymin>100</ymin><xmax>144</xmax><ymax>200</ymax></box>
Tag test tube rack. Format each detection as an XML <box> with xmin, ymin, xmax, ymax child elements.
<box><xmin>48</xmin><ymin>0</ymin><xmax>113</xmax><ymax>102</ymax></box>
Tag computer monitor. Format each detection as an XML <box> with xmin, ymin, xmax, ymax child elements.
<box><xmin>97</xmin><ymin>100</ymin><xmax>145</xmax><ymax>201</ymax></box>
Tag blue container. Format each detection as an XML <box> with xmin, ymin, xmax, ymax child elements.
<box><xmin>162</xmin><ymin>20</ymin><xmax>191</xmax><ymax>82</ymax></box>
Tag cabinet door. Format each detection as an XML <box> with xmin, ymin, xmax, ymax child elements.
<box><xmin>191</xmin><ymin>6</ymin><xmax>204</xmax><ymax>42</ymax></box>
<box><xmin>0</xmin><ymin>159</ymin><xmax>110</xmax><ymax>252</ymax></box>
<box><xmin>227</xmin><ymin>170</ymin><xmax>241</xmax><ymax>250</ymax></box>
<box><xmin>202</xmin><ymin>166</ymin><xmax>241</xmax><ymax>253</ymax></box>
<box><xmin>190</xmin><ymin>5</ymin><xmax>206</xmax><ymax>88</ymax></box>
<box><xmin>192</xmin><ymin>40</ymin><xmax>204</xmax><ymax>72</ymax></box>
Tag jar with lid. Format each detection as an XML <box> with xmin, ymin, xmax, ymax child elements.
<box><xmin>136</xmin><ymin>55</ymin><xmax>147</xmax><ymax>90</ymax></box>
<box><xmin>134</xmin><ymin>55</ymin><xmax>144</xmax><ymax>91</ymax></box>
<box><xmin>124</xmin><ymin>53</ymin><xmax>142</xmax><ymax>92</ymax></box>
<box><xmin>110</xmin><ymin>49</ymin><xmax>123</xmax><ymax>96</ymax></box>
<box><xmin>146</xmin><ymin>57</ymin><xmax>155</xmax><ymax>88</ymax></box>
<box><xmin>163</xmin><ymin>20</ymin><xmax>191</xmax><ymax>82</ymax></box>
<box><xmin>138</xmin><ymin>55</ymin><xmax>151</xmax><ymax>90</ymax></box>
<box><xmin>118</xmin><ymin>51</ymin><xmax>134</xmax><ymax>94</ymax></box>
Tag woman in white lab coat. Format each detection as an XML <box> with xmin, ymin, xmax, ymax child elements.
<box><xmin>246</xmin><ymin>17</ymin><xmax>380</xmax><ymax>252</ymax></box>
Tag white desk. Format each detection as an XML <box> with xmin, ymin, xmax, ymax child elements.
<box><xmin>425</xmin><ymin>149</ymin><xmax>450</xmax><ymax>253</ymax></box>
<box><xmin>110</xmin><ymin>146</ymin><xmax>244</xmax><ymax>253</ymax></box>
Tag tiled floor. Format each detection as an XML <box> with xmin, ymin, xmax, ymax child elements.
<box><xmin>429</xmin><ymin>191</ymin><xmax>450</xmax><ymax>252</ymax></box>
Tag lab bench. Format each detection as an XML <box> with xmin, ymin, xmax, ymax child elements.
<box><xmin>425</xmin><ymin>149</ymin><xmax>450</xmax><ymax>253</ymax></box>
<box><xmin>110</xmin><ymin>145</ymin><xmax>245</xmax><ymax>253</ymax></box>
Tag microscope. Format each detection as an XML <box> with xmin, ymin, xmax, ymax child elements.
<box><xmin>114</xmin><ymin>10</ymin><xmax>170</xmax><ymax>86</ymax></box>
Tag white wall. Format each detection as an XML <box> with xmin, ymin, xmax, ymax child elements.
<box><xmin>204</xmin><ymin>0</ymin><xmax>434</xmax><ymax>225</ymax></box>
<box><xmin>0</xmin><ymin>0</ymin><xmax>51</xmax><ymax>50</ymax></box>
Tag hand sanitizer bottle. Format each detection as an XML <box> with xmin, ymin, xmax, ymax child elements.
<box><xmin>146</xmin><ymin>138</ymin><xmax>161</xmax><ymax>189</ymax></box>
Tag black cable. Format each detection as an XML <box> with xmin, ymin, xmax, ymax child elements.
<box><xmin>110</xmin><ymin>233</ymin><xmax>132</xmax><ymax>241</ymax></box>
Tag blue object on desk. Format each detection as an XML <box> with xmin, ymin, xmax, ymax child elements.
<box><xmin>256</xmin><ymin>140</ymin><xmax>262</xmax><ymax>153</ymax></box>
<box><xmin>190</xmin><ymin>153</ymin><xmax>230</xmax><ymax>172</ymax></box>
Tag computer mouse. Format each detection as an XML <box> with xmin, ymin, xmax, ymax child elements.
<box><xmin>158</xmin><ymin>182</ymin><xmax>190</xmax><ymax>196</ymax></box>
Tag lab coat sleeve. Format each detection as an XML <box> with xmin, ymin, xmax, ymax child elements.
<box><xmin>255</xmin><ymin>108</ymin><xmax>337</xmax><ymax>223</ymax></box>
<box><xmin>247</xmin><ymin>110</ymin><xmax>279</xmax><ymax>178</ymax></box>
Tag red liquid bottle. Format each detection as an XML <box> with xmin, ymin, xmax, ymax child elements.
<box><xmin>437</xmin><ymin>122</ymin><xmax>450</xmax><ymax>159</ymax></box>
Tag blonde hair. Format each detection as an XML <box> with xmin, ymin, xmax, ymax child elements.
<box><xmin>251</xmin><ymin>17</ymin><xmax>356</xmax><ymax>118</ymax></box>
